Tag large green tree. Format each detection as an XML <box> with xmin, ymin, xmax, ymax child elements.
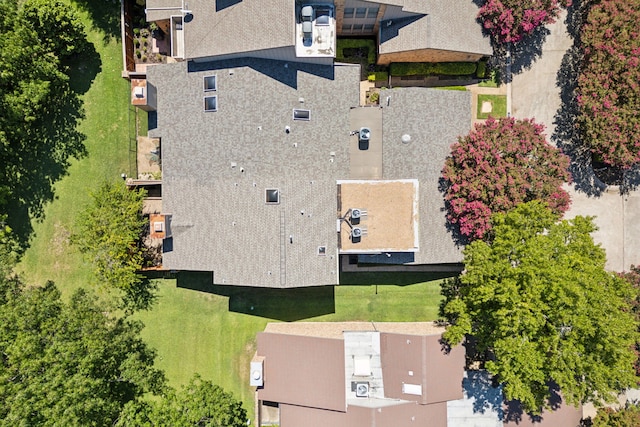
<box><xmin>440</xmin><ymin>201</ymin><xmax>638</xmax><ymax>413</ymax></box>
<box><xmin>116</xmin><ymin>375</ymin><xmax>249</xmax><ymax>427</ymax></box>
<box><xmin>0</xmin><ymin>279</ymin><xmax>166</xmax><ymax>426</ymax></box>
<box><xmin>72</xmin><ymin>182</ymin><xmax>155</xmax><ymax>312</ymax></box>
<box><xmin>0</xmin><ymin>0</ymin><xmax>89</xmax><ymax>246</ymax></box>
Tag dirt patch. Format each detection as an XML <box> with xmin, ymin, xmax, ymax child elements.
<box><xmin>52</xmin><ymin>222</ymin><xmax>71</xmax><ymax>255</ymax></box>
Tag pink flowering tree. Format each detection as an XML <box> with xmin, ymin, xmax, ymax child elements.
<box><xmin>478</xmin><ymin>0</ymin><xmax>572</xmax><ymax>44</ymax></box>
<box><xmin>442</xmin><ymin>117</ymin><xmax>571</xmax><ymax>241</ymax></box>
<box><xmin>577</xmin><ymin>0</ymin><xmax>640</xmax><ymax>169</ymax></box>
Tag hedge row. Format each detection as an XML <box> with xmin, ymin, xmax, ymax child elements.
<box><xmin>390</xmin><ymin>62</ymin><xmax>477</xmax><ymax>77</ymax></box>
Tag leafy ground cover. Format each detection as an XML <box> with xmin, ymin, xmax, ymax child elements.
<box><xmin>477</xmin><ymin>94</ymin><xmax>507</xmax><ymax>119</ymax></box>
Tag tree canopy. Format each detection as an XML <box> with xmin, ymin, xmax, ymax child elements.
<box><xmin>477</xmin><ymin>0</ymin><xmax>571</xmax><ymax>44</ymax></box>
<box><xmin>0</xmin><ymin>278</ymin><xmax>166</xmax><ymax>426</ymax></box>
<box><xmin>116</xmin><ymin>375</ymin><xmax>249</xmax><ymax>427</ymax></box>
<box><xmin>441</xmin><ymin>117</ymin><xmax>570</xmax><ymax>241</ymax></box>
<box><xmin>72</xmin><ymin>181</ymin><xmax>156</xmax><ymax>312</ymax></box>
<box><xmin>0</xmin><ymin>0</ymin><xmax>91</xmax><ymax>247</ymax></box>
<box><xmin>440</xmin><ymin>201</ymin><xmax>638</xmax><ymax>414</ymax></box>
<box><xmin>577</xmin><ymin>0</ymin><xmax>640</xmax><ymax>169</ymax></box>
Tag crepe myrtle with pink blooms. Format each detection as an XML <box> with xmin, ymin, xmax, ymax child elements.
<box><xmin>577</xmin><ymin>0</ymin><xmax>640</xmax><ymax>169</ymax></box>
<box><xmin>442</xmin><ymin>117</ymin><xmax>571</xmax><ymax>241</ymax></box>
<box><xmin>478</xmin><ymin>0</ymin><xmax>572</xmax><ymax>44</ymax></box>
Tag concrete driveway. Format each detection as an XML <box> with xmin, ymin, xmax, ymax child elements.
<box><xmin>511</xmin><ymin>11</ymin><xmax>640</xmax><ymax>272</ymax></box>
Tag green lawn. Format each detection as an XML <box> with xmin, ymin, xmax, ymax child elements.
<box><xmin>477</xmin><ymin>94</ymin><xmax>507</xmax><ymax>119</ymax></box>
<box><xmin>15</xmin><ymin>2</ymin><xmax>450</xmax><ymax>423</ymax></box>
<box><xmin>17</xmin><ymin>1</ymin><xmax>131</xmax><ymax>298</ymax></box>
<box><xmin>135</xmin><ymin>277</ymin><xmax>445</xmax><ymax>421</ymax></box>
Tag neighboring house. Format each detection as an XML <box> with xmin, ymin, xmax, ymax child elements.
<box><xmin>252</xmin><ymin>322</ymin><xmax>466</xmax><ymax>426</ymax></box>
<box><xmin>143</xmin><ymin>0</ymin><xmax>491</xmax><ymax>63</ymax></box>
<box><xmin>134</xmin><ymin>0</ymin><xmax>492</xmax><ymax>287</ymax></box>
<box><xmin>252</xmin><ymin>322</ymin><xmax>584</xmax><ymax>427</ymax></box>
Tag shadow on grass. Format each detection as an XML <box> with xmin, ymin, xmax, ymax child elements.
<box><xmin>72</xmin><ymin>0</ymin><xmax>121</xmax><ymax>42</ymax></box>
<box><xmin>5</xmin><ymin>44</ymin><xmax>100</xmax><ymax>251</ymax></box>
<box><xmin>175</xmin><ymin>271</ymin><xmax>336</xmax><ymax>321</ymax></box>
<box><xmin>339</xmin><ymin>270</ymin><xmax>456</xmax><ymax>286</ymax></box>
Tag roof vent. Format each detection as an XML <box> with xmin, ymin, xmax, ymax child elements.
<box><xmin>293</xmin><ymin>109</ymin><xmax>310</xmax><ymax>121</ymax></box>
<box><xmin>249</xmin><ymin>360</ymin><xmax>264</xmax><ymax>387</ymax></box>
<box><xmin>356</xmin><ymin>382</ymin><xmax>370</xmax><ymax>398</ymax></box>
<box><xmin>266</xmin><ymin>189</ymin><xmax>279</xmax><ymax>204</ymax></box>
<box><xmin>402</xmin><ymin>134</ymin><xmax>411</xmax><ymax>144</ymax></box>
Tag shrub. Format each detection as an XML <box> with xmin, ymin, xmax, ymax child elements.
<box><xmin>367</xmin><ymin>71</ymin><xmax>388</xmax><ymax>82</ymax></box>
<box><xmin>476</xmin><ymin>60</ymin><xmax>487</xmax><ymax>78</ymax></box>
<box><xmin>477</xmin><ymin>0</ymin><xmax>571</xmax><ymax>44</ymax></box>
<box><xmin>591</xmin><ymin>404</ymin><xmax>640</xmax><ymax>427</ymax></box>
<box><xmin>390</xmin><ymin>62</ymin><xmax>477</xmax><ymax>76</ymax></box>
<box><xmin>336</xmin><ymin>38</ymin><xmax>376</xmax><ymax>64</ymax></box>
<box><xmin>441</xmin><ymin>117</ymin><xmax>571</xmax><ymax>240</ymax></box>
<box><xmin>577</xmin><ymin>0</ymin><xmax>640</xmax><ymax>169</ymax></box>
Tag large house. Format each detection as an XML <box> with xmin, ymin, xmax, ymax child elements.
<box><xmin>135</xmin><ymin>0</ymin><xmax>492</xmax><ymax>287</ymax></box>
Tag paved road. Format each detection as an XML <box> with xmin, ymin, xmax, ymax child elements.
<box><xmin>511</xmin><ymin>12</ymin><xmax>640</xmax><ymax>272</ymax></box>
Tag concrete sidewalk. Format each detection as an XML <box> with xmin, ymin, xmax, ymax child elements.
<box><xmin>511</xmin><ymin>11</ymin><xmax>640</xmax><ymax>272</ymax></box>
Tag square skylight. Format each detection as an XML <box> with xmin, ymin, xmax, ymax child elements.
<box><xmin>293</xmin><ymin>109</ymin><xmax>310</xmax><ymax>121</ymax></box>
<box><xmin>204</xmin><ymin>75</ymin><xmax>217</xmax><ymax>91</ymax></box>
<box><xmin>317</xmin><ymin>246</ymin><xmax>327</xmax><ymax>256</ymax></box>
<box><xmin>266</xmin><ymin>189</ymin><xmax>279</xmax><ymax>204</ymax></box>
<box><xmin>204</xmin><ymin>96</ymin><xmax>217</xmax><ymax>112</ymax></box>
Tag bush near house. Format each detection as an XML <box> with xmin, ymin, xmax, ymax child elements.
<box><xmin>477</xmin><ymin>0</ymin><xmax>571</xmax><ymax>44</ymax></box>
<box><xmin>577</xmin><ymin>0</ymin><xmax>640</xmax><ymax>169</ymax></box>
<box><xmin>476</xmin><ymin>60</ymin><xmax>487</xmax><ymax>78</ymax></box>
<box><xmin>367</xmin><ymin>71</ymin><xmax>388</xmax><ymax>82</ymax></box>
<box><xmin>389</xmin><ymin>62</ymin><xmax>477</xmax><ymax>77</ymax></box>
<box><xmin>336</xmin><ymin>38</ymin><xmax>377</xmax><ymax>65</ymax></box>
<box><xmin>590</xmin><ymin>404</ymin><xmax>640</xmax><ymax>427</ymax></box>
<box><xmin>441</xmin><ymin>117</ymin><xmax>571</xmax><ymax>241</ymax></box>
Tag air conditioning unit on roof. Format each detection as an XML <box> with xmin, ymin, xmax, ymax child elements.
<box><xmin>356</xmin><ymin>382</ymin><xmax>369</xmax><ymax>397</ymax></box>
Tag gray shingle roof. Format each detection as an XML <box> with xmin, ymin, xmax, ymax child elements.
<box><xmin>183</xmin><ymin>0</ymin><xmax>295</xmax><ymax>60</ymax></box>
<box><xmin>380</xmin><ymin>87</ymin><xmax>470</xmax><ymax>264</ymax></box>
<box><xmin>378</xmin><ymin>0</ymin><xmax>492</xmax><ymax>57</ymax></box>
<box><xmin>148</xmin><ymin>64</ymin><xmax>470</xmax><ymax>287</ymax></box>
<box><xmin>148</xmin><ymin>58</ymin><xmax>360</xmax><ymax>287</ymax></box>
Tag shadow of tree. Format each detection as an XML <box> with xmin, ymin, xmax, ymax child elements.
<box><xmin>552</xmin><ymin>0</ymin><xmax>606</xmax><ymax>197</ymax></box>
<box><xmin>502</xmin><ymin>383</ymin><xmax>563</xmax><ymax>424</ymax></box>
<box><xmin>72</xmin><ymin>0</ymin><xmax>122</xmax><ymax>42</ymax></box>
<box><xmin>5</xmin><ymin>44</ymin><xmax>101</xmax><ymax>250</ymax></box>
<box><xmin>490</xmin><ymin>25</ymin><xmax>551</xmax><ymax>85</ymax></box>
<box><xmin>464</xmin><ymin>370</ymin><xmax>505</xmax><ymax>417</ymax></box>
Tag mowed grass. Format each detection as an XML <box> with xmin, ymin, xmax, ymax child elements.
<box><xmin>15</xmin><ymin>2</ymin><xmax>450</xmax><ymax>422</ymax></box>
<box><xmin>136</xmin><ymin>277</ymin><xmax>445</xmax><ymax>421</ymax></box>
<box><xmin>477</xmin><ymin>94</ymin><xmax>507</xmax><ymax>119</ymax></box>
<box><xmin>16</xmin><ymin>2</ymin><xmax>131</xmax><ymax>297</ymax></box>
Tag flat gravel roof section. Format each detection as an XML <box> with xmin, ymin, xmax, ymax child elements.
<box><xmin>338</xmin><ymin>180</ymin><xmax>419</xmax><ymax>253</ymax></box>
